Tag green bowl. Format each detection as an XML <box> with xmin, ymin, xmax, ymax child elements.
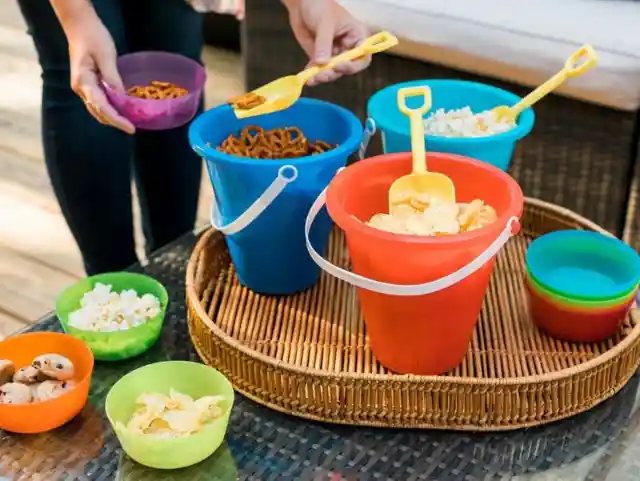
<box><xmin>526</xmin><ymin>271</ymin><xmax>638</xmax><ymax>309</ymax></box>
<box><xmin>56</xmin><ymin>272</ymin><xmax>168</xmax><ymax>361</ymax></box>
<box><xmin>105</xmin><ymin>361</ymin><xmax>234</xmax><ymax>470</ymax></box>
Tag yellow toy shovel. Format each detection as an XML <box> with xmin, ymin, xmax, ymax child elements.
<box><xmin>492</xmin><ymin>44</ymin><xmax>598</xmax><ymax>123</ymax></box>
<box><xmin>232</xmin><ymin>31</ymin><xmax>398</xmax><ymax>119</ymax></box>
<box><xmin>388</xmin><ymin>86</ymin><xmax>456</xmax><ymax>211</ymax></box>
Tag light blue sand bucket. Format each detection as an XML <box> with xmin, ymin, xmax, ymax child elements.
<box><xmin>189</xmin><ymin>98</ymin><xmax>362</xmax><ymax>295</ymax></box>
<box><xmin>361</xmin><ymin>80</ymin><xmax>535</xmax><ymax>171</ymax></box>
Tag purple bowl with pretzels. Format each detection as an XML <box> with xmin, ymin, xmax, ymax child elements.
<box><xmin>103</xmin><ymin>51</ymin><xmax>206</xmax><ymax>130</ymax></box>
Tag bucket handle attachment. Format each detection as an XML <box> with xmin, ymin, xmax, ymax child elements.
<box><xmin>358</xmin><ymin>118</ymin><xmax>377</xmax><ymax>160</ymax></box>
<box><xmin>304</xmin><ymin>180</ymin><xmax>520</xmax><ymax>296</ymax></box>
<box><xmin>210</xmin><ymin>165</ymin><xmax>298</xmax><ymax>235</ymax></box>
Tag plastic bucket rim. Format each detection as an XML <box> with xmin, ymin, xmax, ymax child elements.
<box><xmin>525</xmin><ymin>230</ymin><xmax>640</xmax><ymax>299</ymax></box>
<box><xmin>108</xmin><ymin>51</ymin><xmax>206</xmax><ymax>103</ymax></box>
<box><xmin>326</xmin><ymin>151</ymin><xmax>524</xmax><ymax>246</ymax></box>
<box><xmin>0</xmin><ymin>331</ymin><xmax>95</xmax><ymax>410</ymax></box>
<box><xmin>188</xmin><ymin>97</ymin><xmax>363</xmax><ymax>167</ymax></box>
<box><xmin>367</xmin><ymin>79</ymin><xmax>535</xmax><ymax>145</ymax></box>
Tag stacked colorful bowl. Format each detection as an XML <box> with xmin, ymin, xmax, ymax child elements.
<box><xmin>525</xmin><ymin>230</ymin><xmax>640</xmax><ymax>342</ymax></box>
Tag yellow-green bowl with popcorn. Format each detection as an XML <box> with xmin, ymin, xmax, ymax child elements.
<box><xmin>105</xmin><ymin>361</ymin><xmax>235</xmax><ymax>470</ymax></box>
<box><xmin>56</xmin><ymin>272</ymin><xmax>168</xmax><ymax>361</ymax></box>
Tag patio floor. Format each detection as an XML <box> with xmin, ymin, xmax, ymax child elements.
<box><xmin>0</xmin><ymin>2</ymin><xmax>243</xmax><ymax>338</ymax></box>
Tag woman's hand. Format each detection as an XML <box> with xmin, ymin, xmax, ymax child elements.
<box><xmin>58</xmin><ymin>4</ymin><xmax>135</xmax><ymax>134</ymax></box>
<box><xmin>283</xmin><ymin>0</ymin><xmax>370</xmax><ymax>86</ymax></box>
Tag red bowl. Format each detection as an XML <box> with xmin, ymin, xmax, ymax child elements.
<box><xmin>526</xmin><ymin>278</ymin><xmax>633</xmax><ymax>342</ymax></box>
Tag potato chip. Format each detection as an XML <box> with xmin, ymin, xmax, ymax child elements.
<box><xmin>366</xmin><ymin>194</ymin><xmax>497</xmax><ymax>236</ymax></box>
<box><xmin>137</xmin><ymin>392</ymin><xmax>168</xmax><ymax>416</ymax></box>
<box><xmin>167</xmin><ymin>388</ymin><xmax>196</xmax><ymax>411</ymax></box>
<box><xmin>122</xmin><ymin>389</ymin><xmax>226</xmax><ymax>438</ymax></box>
<box><xmin>161</xmin><ymin>410</ymin><xmax>202</xmax><ymax>434</ymax></box>
<box><xmin>195</xmin><ymin>395</ymin><xmax>226</xmax><ymax>423</ymax></box>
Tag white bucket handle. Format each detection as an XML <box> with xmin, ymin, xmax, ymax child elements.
<box><xmin>211</xmin><ymin>165</ymin><xmax>298</xmax><ymax>235</ymax></box>
<box><xmin>358</xmin><ymin>118</ymin><xmax>377</xmax><ymax>160</ymax></box>
<box><xmin>304</xmin><ymin>175</ymin><xmax>519</xmax><ymax>296</ymax></box>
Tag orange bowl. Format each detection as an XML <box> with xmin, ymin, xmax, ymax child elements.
<box><xmin>526</xmin><ymin>278</ymin><xmax>634</xmax><ymax>343</ymax></box>
<box><xmin>0</xmin><ymin>332</ymin><xmax>94</xmax><ymax>433</ymax></box>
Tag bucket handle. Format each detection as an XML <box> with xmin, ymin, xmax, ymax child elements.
<box><xmin>304</xmin><ymin>179</ymin><xmax>520</xmax><ymax>296</ymax></box>
<box><xmin>358</xmin><ymin>118</ymin><xmax>377</xmax><ymax>160</ymax></box>
<box><xmin>210</xmin><ymin>165</ymin><xmax>298</xmax><ymax>235</ymax></box>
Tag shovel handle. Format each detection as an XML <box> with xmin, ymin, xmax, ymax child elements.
<box><xmin>298</xmin><ymin>31</ymin><xmax>398</xmax><ymax>83</ymax></box>
<box><xmin>510</xmin><ymin>44</ymin><xmax>598</xmax><ymax>117</ymax></box>
<box><xmin>397</xmin><ymin>86</ymin><xmax>432</xmax><ymax>174</ymax></box>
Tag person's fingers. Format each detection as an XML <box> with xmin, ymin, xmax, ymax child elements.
<box><xmin>333</xmin><ymin>56</ymin><xmax>370</xmax><ymax>75</ymax></box>
<box><xmin>312</xmin><ymin>0</ymin><xmax>336</xmax><ymax>65</ymax></box>
<box><xmin>332</xmin><ymin>27</ymin><xmax>372</xmax><ymax>75</ymax></box>
<box><xmin>85</xmin><ymin>102</ymin><xmax>109</xmax><ymax>125</ymax></box>
<box><xmin>82</xmin><ymin>84</ymin><xmax>135</xmax><ymax>134</ymax></box>
<box><xmin>94</xmin><ymin>51</ymin><xmax>125</xmax><ymax>91</ymax></box>
<box><xmin>307</xmin><ymin>69</ymin><xmax>342</xmax><ymax>86</ymax></box>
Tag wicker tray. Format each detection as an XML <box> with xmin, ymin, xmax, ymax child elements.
<box><xmin>186</xmin><ymin>198</ymin><xmax>640</xmax><ymax>431</ymax></box>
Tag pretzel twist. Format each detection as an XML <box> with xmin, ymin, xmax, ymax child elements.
<box><xmin>216</xmin><ymin>126</ymin><xmax>337</xmax><ymax>159</ymax></box>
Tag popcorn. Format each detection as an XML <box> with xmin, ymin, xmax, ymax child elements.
<box><xmin>423</xmin><ymin>107</ymin><xmax>516</xmax><ymax>138</ymax></box>
<box><xmin>68</xmin><ymin>283</ymin><xmax>161</xmax><ymax>332</ymax></box>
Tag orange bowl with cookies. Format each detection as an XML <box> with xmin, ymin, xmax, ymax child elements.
<box><xmin>0</xmin><ymin>332</ymin><xmax>94</xmax><ymax>433</ymax></box>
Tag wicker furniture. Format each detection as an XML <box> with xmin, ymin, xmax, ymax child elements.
<box><xmin>4</xmin><ymin>232</ymin><xmax>640</xmax><ymax>480</ymax></box>
<box><xmin>242</xmin><ymin>1</ymin><xmax>640</xmax><ymax>243</ymax></box>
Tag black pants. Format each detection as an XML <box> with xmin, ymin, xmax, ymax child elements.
<box><xmin>17</xmin><ymin>0</ymin><xmax>204</xmax><ymax>275</ymax></box>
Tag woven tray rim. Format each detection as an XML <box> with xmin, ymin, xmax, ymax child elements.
<box><xmin>185</xmin><ymin>197</ymin><xmax>640</xmax><ymax>386</ymax></box>
<box><xmin>186</xmin><ymin>334</ymin><xmax>638</xmax><ymax>431</ymax></box>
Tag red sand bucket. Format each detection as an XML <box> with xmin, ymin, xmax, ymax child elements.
<box><xmin>305</xmin><ymin>152</ymin><xmax>524</xmax><ymax>375</ymax></box>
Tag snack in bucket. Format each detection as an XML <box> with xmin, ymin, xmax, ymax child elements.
<box><xmin>367</xmin><ymin>198</ymin><xmax>497</xmax><ymax>236</ymax></box>
<box><xmin>216</xmin><ymin>126</ymin><xmax>336</xmax><ymax>159</ymax></box>
<box><xmin>306</xmin><ymin>152</ymin><xmax>524</xmax><ymax>375</ymax></box>
<box><xmin>366</xmin><ymin>79</ymin><xmax>536</xmax><ymax>171</ymax></box>
<box><xmin>423</xmin><ymin>107</ymin><xmax>516</xmax><ymax>138</ymax></box>
<box><xmin>189</xmin><ymin>97</ymin><xmax>363</xmax><ymax>295</ymax></box>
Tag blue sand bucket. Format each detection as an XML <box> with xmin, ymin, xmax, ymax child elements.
<box><xmin>189</xmin><ymin>98</ymin><xmax>363</xmax><ymax>295</ymax></box>
<box><xmin>360</xmin><ymin>80</ymin><xmax>535</xmax><ymax>171</ymax></box>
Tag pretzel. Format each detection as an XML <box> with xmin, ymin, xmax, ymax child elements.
<box><xmin>127</xmin><ymin>80</ymin><xmax>189</xmax><ymax>100</ymax></box>
<box><xmin>228</xmin><ymin>92</ymin><xmax>267</xmax><ymax>110</ymax></box>
<box><xmin>216</xmin><ymin>126</ymin><xmax>336</xmax><ymax>159</ymax></box>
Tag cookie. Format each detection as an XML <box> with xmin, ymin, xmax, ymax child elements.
<box><xmin>0</xmin><ymin>382</ymin><xmax>33</xmax><ymax>404</ymax></box>
<box><xmin>0</xmin><ymin>359</ymin><xmax>15</xmax><ymax>386</ymax></box>
<box><xmin>32</xmin><ymin>354</ymin><xmax>74</xmax><ymax>381</ymax></box>
<box><xmin>34</xmin><ymin>380</ymin><xmax>76</xmax><ymax>402</ymax></box>
<box><xmin>13</xmin><ymin>365</ymin><xmax>47</xmax><ymax>384</ymax></box>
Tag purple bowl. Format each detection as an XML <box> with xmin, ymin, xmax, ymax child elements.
<box><xmin>103</xmin><ymin>51</ymin><xmax>206</xmax><ymax>131</ymax></box>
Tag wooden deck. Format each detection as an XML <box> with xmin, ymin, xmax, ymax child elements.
<box><xmin>0</xmin><ymin>2</ymin><xmax>243</xmax><ymax>338</ymax></box>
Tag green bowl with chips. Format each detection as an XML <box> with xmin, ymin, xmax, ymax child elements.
<box><xmin>105</xmin><ymin>361</ymin><xmax>235</xmax><ymax>470</ymax></box>
<box><xmin>56</xmin><ymin>272</ymin><xmax>168</xmax><ymax>361</ymax></box>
